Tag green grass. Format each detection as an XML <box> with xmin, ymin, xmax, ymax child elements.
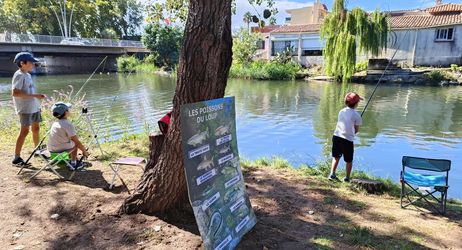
<box><xmin>349</xmin><ymin>226</ymin><xmax>374</xmax><ymax>247</ymax></box>
<box><xmin>134</xmin><ymin>63</ymin><xmax>160</xmax><ymax>73</ymax></box>
<box><xmin>229</xmin><ymin>60</ymin><xmax>302</xmax><ymax>80</ymax></box>
<box><xmin>310</xmin><ymin>236</ymin><xmax>334</xmax><ymax>249</ymax></box>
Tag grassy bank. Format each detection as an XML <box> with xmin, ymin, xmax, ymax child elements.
<box><xmin>229</xmin><ymin>60</ymin><xmax>302</xmax><ymax>80</ymax></box>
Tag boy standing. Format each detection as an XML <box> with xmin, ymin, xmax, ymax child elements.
<box><xmin>329</xmin><ymin>92</ymin><xmax>363</xmax><ymax>182</ymax></box>
<box><xmin>48</xmin><ymin>102</ymin><xmax>89</xmax><ymax>170</ymax></box>
<box><xmin>11</xmin><ymin>52</ymin><xmax>46</xmax><ymax>165</ymax></box>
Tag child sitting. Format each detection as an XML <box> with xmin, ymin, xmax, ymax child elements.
<box><xmin>47</xmin><ymin>102</ymin><xmax>89</xmax><ymax>170</ymax></box>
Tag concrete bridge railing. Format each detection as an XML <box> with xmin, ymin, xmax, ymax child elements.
<box><xmin>0</xmin><ymin>33</ymin><xmax>144</xmax><ymax>48</ymax></box>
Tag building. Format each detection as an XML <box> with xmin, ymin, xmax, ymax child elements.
<box><xmin>285</xmin><ymin>0</ymin><xmax>328</xmax><ymax>25</ymax></box>
<box><xmin>255</xmin><ymin>1</ymin><xmax>462</xmax><ymax>67</ymax></box>
<box><xmin>254</xmin><ymin>0</ymin><xmax>327</xmax><ymax>66</ymax></box>
<box><xmin>386</xmin><ymin>2</ymin><xmax>462</xmax><ymax>66</ymax></box>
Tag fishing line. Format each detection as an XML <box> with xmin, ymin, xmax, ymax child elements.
<box><xmin>361</xmin><ymin>30</ymin><xmax>410</xmax><ymax>117</ymax></box>
<box><xmin>73</xmin><ymin>56</ymin><xmax>108</xmax><ymax>99</ymax></box>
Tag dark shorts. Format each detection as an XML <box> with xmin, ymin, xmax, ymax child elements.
<box><xmin>332</xmin><ymin>135</ymin><xmax>354</xmax><ymax>163</ymax></box>
<box><xmin>19</xmin><ymin>112</ymin><xmax>42</xmax><ymax>127</ymax></box>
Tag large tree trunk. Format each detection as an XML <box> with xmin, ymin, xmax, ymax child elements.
<box><xmin>120</xmin><ymin>0</ymin><xmax>233</xmax><ymax>215</ymax></box>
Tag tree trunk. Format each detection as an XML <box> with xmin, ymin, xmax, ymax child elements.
<box><xmin>120</xmin><ymin>0</ymin><xmax>233</xmax><ymax>215</ymax></box>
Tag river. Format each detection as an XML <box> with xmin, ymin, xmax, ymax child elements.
<box><xmin>1</xmin><ymin>73</ymin><xmax>461</xmax><ymax>198</ymax></box>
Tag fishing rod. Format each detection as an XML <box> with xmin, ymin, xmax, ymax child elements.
<box><xmin>73</xmin><ymin>56</ymin><xmax>108</xmax><ymax>99</ymax></box>
<box><xmin>360</xmin><ymin>30</ymin><xmax>410</xmax><ymax>117</ymax></box>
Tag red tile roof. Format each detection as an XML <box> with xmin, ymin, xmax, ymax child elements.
<box><xmin>270</xmin><ymin>24</ymin><xmax>321</xmax><ymax>33</ymax></box>
<box><xmin>251</xmin><ymin>25</ymin><xmax>281</xmax><ymax>33</ymax></box>
<box><xmin>426</xmin><ymin>3</ymin><xmax>462</xmax><ymax>14</ymax></box>
<box><xmin>390</xmin><ymin>13</ymin><xmax>462</xmax><ymax>29</ymax></box>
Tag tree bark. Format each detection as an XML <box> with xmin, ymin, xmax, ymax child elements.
<box><xmin>120</xmin><ymin>0</ymin><xmax>233</xmax><ymax>215</ymax></box>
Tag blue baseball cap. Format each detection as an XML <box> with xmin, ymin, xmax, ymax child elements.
<box><xmin>52</xmin><ymin>102</ymin><xmax>72</xmax><ymax>117</ymax></box>
<box><xmin>13</xmin><ymin>52</ymin><xmax>39</xmax><ymax>63</ymax></box>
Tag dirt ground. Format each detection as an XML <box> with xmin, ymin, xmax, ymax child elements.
<box><xmin>1</xmin><ymin>152</ymin><xmax>461</xmax><ymax>250</ymax></box>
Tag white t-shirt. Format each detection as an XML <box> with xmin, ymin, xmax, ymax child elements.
<box><xmin>12</xmin><ymin>70</ymin><xmax>40</xmax><ymax>114</ymax></box>
<box><xmin>333</xmin><ymin>107</ymin><xmax>363</xmax><ymax>142</ymax></box>
<box><xmin>47</xmin><ymin>119</ymin><xmax>77</xmax><ymax>152</ymax></box>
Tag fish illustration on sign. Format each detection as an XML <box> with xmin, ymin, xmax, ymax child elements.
<box><xmin>215</xmin><ymin>124</ymin><xmax>230</xmax><ymax>137</ymax></box>
<box><xmin>206</xmin><ymin>211</ymin><xmax>223</xmax><ymax>239</ymax></box>
<box><xmin>218</xmin><ymin>144</ymin><xmax>231</xmax><ymax>154</ymax></box>
<box><xmin>187</xmin><ymin>128</ymin><xmax>209</xmax><ymax>147</ymax></box>
<box><xmin>197</xmin><ymin>156</ymin><xmax>214</xmax><ymax>171</ymax></box>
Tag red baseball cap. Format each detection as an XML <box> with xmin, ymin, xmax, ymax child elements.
<box><xmin>345</xmin><ymin>92</ymin><xmax>363</xmax><ymax>105</ymax></box>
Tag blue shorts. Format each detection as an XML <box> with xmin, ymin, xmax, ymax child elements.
<box><xmin>19</xmin><ymin>112</ymin><xmax>42</xmax><ymax>127</ymax></box>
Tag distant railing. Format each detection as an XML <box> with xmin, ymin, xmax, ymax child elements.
<box><xmin>0</xmin><ymin>33</ymin><xmax>144</xmax><ymax>48</ymax></box>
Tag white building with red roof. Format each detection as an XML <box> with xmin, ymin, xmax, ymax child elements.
<box><xmin>256</xmin><ymin>1</ymin><xmax>462</xmax><ymax>67</ymax></box>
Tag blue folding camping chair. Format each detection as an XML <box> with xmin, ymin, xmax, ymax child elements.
<box><xmin>400</xmin><ymin>156</ymin><xmax>451</xmax><ymax>215</ymax></box>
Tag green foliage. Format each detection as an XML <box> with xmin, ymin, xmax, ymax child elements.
<box><xmin>0</xmin><ymin>0</ymin><xmax>144</xmax><ymax>38</ymax></box>
<box><xmin>355</xmin><ymin>60</ymin><xmax>368</xmax><ymax>72</ymax></box>
<box><xmin>143</xmin><ymin>54</ymin><xmax>157</xmax><ymax>64</ymax></box>
<box><xmin>425</xmin><ymin>70</ymin><xmax>456</xmax><ymax>82</ymax></box>
<box><xmin>229</xmin><ymin>60</ymin><xmax>301</xmax><ymax>80</ymax></box>
<box><xmin>450</xmin><ymin>64</ymin><xmax>459</xmax><ymax>72</ymax></box>
<box><xmin>233</xmin><ymin>28</ymin><xmax>260</xmax><ymax>65</ymax></box>
<box><xmin>146</xmin><ymin>0</ymin><xmax>278</xmax><ymax>26</ymax></box>
<box><xmin>117</xmin><ymin>55</ymin><xmax>140</xmax><ymax>73</ymax></box>
<box><xmin>321</xmin><ymin>0</ymin><xmax>388</xmax><ymax>81</ymax></box>
<box><xmin>142</xmin><ymin>23</ymin><xmax>183</xmax><ymax>68</ymax></box>
<box><xmin>272</xmin><ymin>47</ymin><xmax>295</xmax><ymax>64</ymax></box>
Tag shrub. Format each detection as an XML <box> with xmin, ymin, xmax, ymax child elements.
<box><xmin>355</xmin><ymin>60</ymin><xmax>368</xmax><ymax>72</ymax></box>
<box><xmin>425</xmin><ymin>70</ymin><xmax>456</xmax><ymax>82</ymax></box>
<box><xmin>229</xmin><ymin>60</ymin><xmax>301</xmax><ymax>80</ymax></box>
<box><xmin>450</xmin><ymin>64</ymin><xmax>458</xmax><ymax>72</ymax></box>
<box><xmin>117</xmin><ymin>55</ymin><xmax>139</xmax><ymax>73</ymax></box>
<box><xmin>233</xmin><ymin>28</ymin><xmax>260</xmax><ymax>64</ymax></box>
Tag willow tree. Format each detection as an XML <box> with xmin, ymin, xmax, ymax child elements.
<box><xmin>320</xmin><ymin>0</ymin><xmax>388</xmax><ymax>81</ymax></box>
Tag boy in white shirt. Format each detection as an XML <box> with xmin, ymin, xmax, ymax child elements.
<box><xmin>11</xmin><ymin>52</ymin><xmax>46</xmax><ymax>165</ymax></box>
<box><xmin>329</xmin><ymin>92</ymin><xmax>363</xmax><ymax>182</ymax></box>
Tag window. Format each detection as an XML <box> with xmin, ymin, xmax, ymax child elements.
<box><xmin>271</xmin><ymin>40</ymin><xmax>298</xmax><ymax>56</ymax></box>
<box><xmin>435</xmin><ymin>27</ymin><xmax>454</xmax><ymax>41</ymax></box>
<box><xmin>302</xmin><ymin>50</ymin><xmax>322</xmax><ymax>56</ymax></box>
<box><xmin>257</xmin><ymin>40</ymin><xmax>265</xmax><ymax>50</ymax></box>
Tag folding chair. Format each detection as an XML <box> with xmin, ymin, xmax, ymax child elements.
<box><xmin>109</xmin><ymin>157</ymin><xmax>146</xmax><ymax>193</ymax></box>
<box><xmin>29</xmin><ymin>149</ymin><xmax>78</xmax><ymax>180</ymax></box>
<box><xmin>400</xmin><ymin>156</ymin><xmax>451</xmax><ymax>215</ymax></box>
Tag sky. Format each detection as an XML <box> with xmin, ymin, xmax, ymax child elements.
<box><xmin>231</xmin><ymin>0</ymin><xmax>462</xmax><ymax>29</ymax></box>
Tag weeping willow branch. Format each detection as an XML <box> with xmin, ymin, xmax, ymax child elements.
<box><xmin>321</xmin><ymin>0</ymin><xmax>389</xmax><ymax>82</ymax></box>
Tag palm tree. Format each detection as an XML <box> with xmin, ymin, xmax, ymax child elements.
<box><xmin>243</xmin><ymin>11</ymin><xmax>252</xmax><ymax>34</ymax></box>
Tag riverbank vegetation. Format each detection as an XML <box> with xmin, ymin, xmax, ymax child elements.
<box><xmin>230</xmin><ymin>28</ymin><xmax>302</xmax><ymax>80</ymax></box>
<box><xmin>320</xmin><ymin>0</ymin><xmax>389</xmax><ymax>82</ymax></box>
<box><xmin>229</xmin><ymin>60</ymin><xmax>301</xmax><ymax>80</ymax></box>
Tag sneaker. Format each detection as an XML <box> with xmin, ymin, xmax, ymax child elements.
<box><xmin>12</xmin><ymin>156</ymin><xmax>25</xmax><ymax>165</ymax></box>
<box><xmin>328</xmin><ymin>174</ymin><xmax>340</xmax><ymax>181</ymax></box>
<box><xmin>343</xmin><ymin>177</ymin><xmax>350</xmax><ymax>183</ymax></box>
<box><xmin>69</xmin><ymin>161</ymin><xmax>84</xmax><ymax>171</ymax></box>
<box><xmin>34</xmin><ymin>150</ymin><xmax>42</xmax><ymax>157</ymax></box>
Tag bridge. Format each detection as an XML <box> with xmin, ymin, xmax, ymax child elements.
<box><xmin>0</xmin><ymin>33</ymin><xmax>150</xmax><ymax>75</ymax></box>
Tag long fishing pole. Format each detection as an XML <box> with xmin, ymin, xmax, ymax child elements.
<box><xmin>361</xmin><ymin>30</ymin><xmax>410</xmax><ymax>117</ymax></box>
<box><xmin>73</xmin><ymin>55</ymin><xmax>108</xmax><ymax>99</ymax></box>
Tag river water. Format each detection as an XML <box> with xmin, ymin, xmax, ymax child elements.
<box><xmin>1</xmin><ymin>73</ymin><xmax>461</xmax><ymax>198</ymax></box>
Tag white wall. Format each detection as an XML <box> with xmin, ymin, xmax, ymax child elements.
<box><xmin>385</xmin><ymin>26</ymin><xmax>462</xmax><ymax>67</ymax></box>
